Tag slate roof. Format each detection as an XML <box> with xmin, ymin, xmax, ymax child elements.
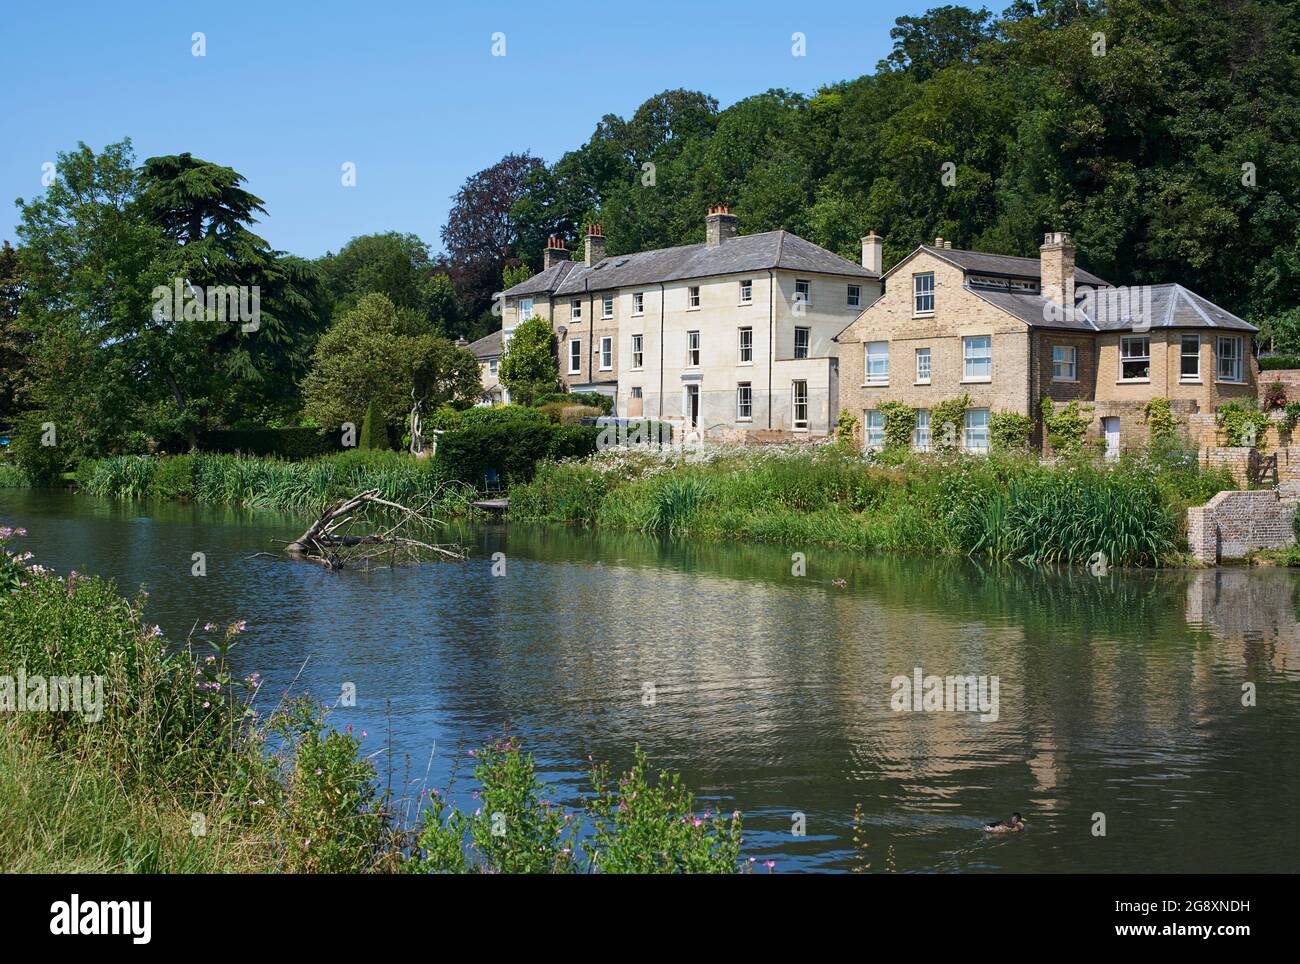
<box><xmin>501</xmin><ymin>230</ymin><xmax>876</xmax><ymax>299</ymax></box>
<box><xmin>466</xmin><ymin>329</ymin><xmax>502</xmax><ymax>359</ymax></box>
<box><xmin>886</xmin><ymin>244</ymin><xmax>1112</xmax><ymax>288</ymax></box>
<box><xmin>969</xmin><ymin>283</ymin><xmax>1256</xmax><ymax>333</ymax></box>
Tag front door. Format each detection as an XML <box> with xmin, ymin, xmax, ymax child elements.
<box><xmin>1103</xmin><ymin>417</ymin><xmax>1120</xmax><ymax>460</ymax></box>
<box><xmin>685</xmin><ymin>384</ymin><xmax>699</xmax><ymax>427</ymax></box>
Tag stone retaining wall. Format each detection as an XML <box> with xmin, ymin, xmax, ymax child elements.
<box><xmin>1187</xmin><ymin>489</ymin><xmax>1297</xmax><ymax>564</ymax></box>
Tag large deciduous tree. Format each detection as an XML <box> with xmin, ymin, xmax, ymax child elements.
<box><xmin>300</xmin><ymin>292</ymin><xmax>480</xmax><ymax>433</ymax></box>
<box><xmin>441</xmin><ymin>153</ymin><xmax>543</xmax><ymax>321</ymax></box>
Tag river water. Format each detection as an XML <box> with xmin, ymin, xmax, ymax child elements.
<box><xmin>3</xmin><ymin>488</ymin><xmax>1298</xmax><ymax>872</ymax></box>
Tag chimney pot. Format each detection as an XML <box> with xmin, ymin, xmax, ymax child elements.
<box><xmin>543</xmin><ymin>234</ymin><xmax>570</xmax><ymax>270</ymax></box>
<box><xmin>584</xmin><ymin>223</ymin><xmax>606</xmax><ymax>266</ymax></box>
<box><xmin>705</xmin><ymin>205</ymin><xmax>738</xmax><ymax>247</ymax></box>
<box><xmin>934</xmin><ymin>236</ymin><xmax>944</xmax><ymax>247</ymax></box>
<box><xmin>1039</xmin><ymin>231</ymin><xmax>1076</xmax><ymax>307</ymax></box>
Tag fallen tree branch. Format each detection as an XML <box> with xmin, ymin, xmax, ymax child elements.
<box><xmin>284</xmin><ymin>488</ymin><xmax>467</xmax><ymax>569</ymax></box>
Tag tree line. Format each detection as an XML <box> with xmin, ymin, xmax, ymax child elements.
<box><xmin>2</xmin><ymin>0</ymin><xmax>1297</xmax><ymax>463</ymax></box>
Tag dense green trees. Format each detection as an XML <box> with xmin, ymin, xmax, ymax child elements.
<box><xmin>300</xmin><ymin>293</ymin><xmax>480</xmax><ymax>436</ymax></box>
<box><xmin>504</xmin><ymin>0</ymin><xmax>1298</xmax><ymax>326</ymax></box>
<box><xmin>316</xmin><ymin>232</ymin><xmax>460</xmax><ymax>335</ymax></box>
<box><xmin>13</xmin><ymin>141</ymin><xmax>326</xmax><ymax>460</ymax></box>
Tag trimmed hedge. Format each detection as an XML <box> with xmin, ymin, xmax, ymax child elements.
<box><xmin>533</xmin><ymin>391</ymin><xmax>614</xmax><ymax>415</ymax></box>
<box><xmin>436</xmin><ymin>407</ymin><xmax>601</xmax><ymax>486</ymax></box>
<box><xmin>1259</xmin><ymin>355</ymin><xmax>1300</xmax><ymax>371</ymax></box>
<box><xmin>195</xmin><ymin>427</ymin><xmax>343</xmax><ymax>460</ymax></box>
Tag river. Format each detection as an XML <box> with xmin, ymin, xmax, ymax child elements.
<box><xmin>3</xmin><ymin>488</ymin><xmax>1298</xmax><ymax>872</ymax></box>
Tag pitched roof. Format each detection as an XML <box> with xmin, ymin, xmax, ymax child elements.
<box><xmin>968</xmin><ymin>283</ymin><xmax>1256</xmax><ymax>333</ymax></box>
<box><xmin>885</xmin><ymin>244</ymin><xmax>1111</xmax><ymax>288</ymax></box>
<box><xmin>501</xmin><ymin>230</ymin><xmax>876</xmax><ymax>299</ymax></box>
<box><xmin>465</xmin><ymin>329</ymin><xmax>502</xmax><ymax>359</ymax></box>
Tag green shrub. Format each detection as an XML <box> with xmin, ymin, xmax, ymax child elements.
<box><xmin>1259</xmin><ymin>355</ymin><xmax>1300</xmax><ymax>371</ymax></box>
<box><xmin>533</xmin><ymin>391</ymin><xmax>613</xmax><ymax>415</ymax></box>
<box><xmin>835</xmin><ymin>410</ymin><xmax>859</xmax><ymax>446</ymax></box>
<box><xmin>194</xmin><ymin>427</ymin><xmax>340</xmax><ymax>460</ymax></box>
<box><xmin>0</xmin><ymin>463</ymin><xmax>26</xmax><ymax>488</ymax></box>
<box><xmin>1041</xmin><ymin>398</ymin><xmax>1094</xmax><ymax>454</ymax></box>
<box><xmin>1217</xmin><ymin>400</ymin><xmax>1271</xmax><ymax>448</ymax></box>
<box><xmin>990</xmin><ymin>411</ymin><xmax>1033</xmax><ymax>453</ymax></box>
<box><xmin>1141</xmin><ymin>397</ymin><xmax>1179</xmax><ymax>443</ymax></box>
<box><xmin>930</xmin><ymin>396</ymin><xmax>970</xmax><ymax>453</ymax></box>
<box><xmin>359</xmin><ymin>398</ymin><xmax>387</xmax><ymax>450</ymax></box>
<box><xmin>436</xmin><ymin>407</ymin><xmax>599</xmax><ymax>487</ymax></box>
<box><xmin>147</xmin><ymin>454</ymin><xmax>197</xmax><ymax>500</ymax></box>
<box><xmin>11</xmin><ymin>414</ymin><xmax>66</xmax><ymax>486</ymax></box>
<box><xmin>878</xmin><ymin>401</ymin><xmax>915</xmax><ymax>451</ymax></box>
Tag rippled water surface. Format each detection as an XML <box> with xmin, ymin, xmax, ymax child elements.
<box><xmin>4</xmin><ymin>489</ymin><xmax>1298</xmax><ymax>872</ymax></box>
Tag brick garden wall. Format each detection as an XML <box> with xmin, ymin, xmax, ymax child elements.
<box><xmin>1186</xmin><ymin>490</ymin><xmax>1297</xmax><ymax>564</ymax></box>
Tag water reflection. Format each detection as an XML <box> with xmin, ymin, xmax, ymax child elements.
<box><xmin>3</xmin><ymin>490</ymin><xmax>1298</xmax><ymax>872</ymax></box>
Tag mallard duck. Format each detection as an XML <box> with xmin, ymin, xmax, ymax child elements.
<box><xmin>984</xmin><ymin>812</ymin><xmax>1026</xmax><ymax>833</ymax></box>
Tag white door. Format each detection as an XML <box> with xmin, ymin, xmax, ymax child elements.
<box><xmin>1103</xmin><ymin>417</ymin><xmax>1120</xmax><ymax>460</ymax></box>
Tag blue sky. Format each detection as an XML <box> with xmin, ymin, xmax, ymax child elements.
<box><xmin>3</xmin><ymin>0</ymin><xmax>936</xmax><ymax>258</ymax></box>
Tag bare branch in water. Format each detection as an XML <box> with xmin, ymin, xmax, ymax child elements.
<box><xmin>284</xmin><ymin>487</ymin><xmax>467</xmax><ymax>570</ymax></box>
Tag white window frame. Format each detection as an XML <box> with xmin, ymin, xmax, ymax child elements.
<box><xmin>631</xmin><ymin>334</ymin><xmax>644</xmax><ymax>370</ymax></box>
<box><xmin>914</xmin><ymin>409</ymin><xmax>931</xmax><ymax>452</ymax></box>
<box><xmin>632</xmin><ymin>291</ymin><xmax>644</xmax><ymax>315</ymax></box>
<box><xmin>740</xmin><ymin>279</ymin><xmax>753</xmax><ymax>304</ymax></box>
<box><xmin>687</xmin><ymin>330</ymin><xmax>700</xmax><ymax>367</ymax></box>
<box><xmin>738</xmin><ymin>326</ymin><xmax>753</xmax><ymax>365</ymax></box>
<box><xmin>913</xmin><ymin>273</ymin><xmax>935</xmax><ymax>316</ymax></box>
<box><xmin>915</xmin><ymin>347</ymin><xmax>931</xmax><ymax>385</ymax></box>
<box><xmin>630</xmin><ymin>386</ymin><xmax>643</xmax><ymax>399</ymax></box>
<box><xmin>1217</xmin><ymin>335</ymin><xmax>1244</xmax><ymax>383</ymax></box>
<box><xmin>519</xmin><ymin>297</ymin><xmax>534</xmax><ymax>319</ymax></box>
<box><xmin>599</xmin><ymin>336</ymin><xmax>613</xmax><ymax>371</ymax></box>
<box><xmin>964</xmin><ymin>408</ymin><xmax>990</xmax><ymax>453</ymax></box>
<box><xmin>792</xmin><ymin>380</ymin><xmax>809</xmax><ymax>430</ymax></box>
<box><xmin>570</xmin><ymin>298</ymin><xmax>582</xmax><ymax>321</ymax></box>
<box><xmin>488</xmin><ymin>358</ymin><xmax>498</xmax><ymax>376</ymax></box>
<box><xmin>864</xmin><ymin>410</ymin><xmax>885</xmax><ymax>451</ymax></box>
<box><xmin>1119</xmin><ymin>335</ymin><xmax>1150</xmax><ymax>382</ymax></box>
<box><xmin>1180</xmin><ymin>334</ymin><xmax>1201</xmax><ymax>382</ymax></box>
<box><xmin>1052</xmin><ymin>345</ymin><xmax>1078</xmax><ymax>382</ymax></box>
<box><xmin>737</xmin><ymin>382</ymin><xmax>753</xmax><ymax>421</ymax></box>
<box><xmin>794</xmin><ymin>326</ymin><xmax>811</xmax><ymax>359</ymax></box>
<box><xmin>795</xmin><ymin>279</ymin><xmax>811</xmax><ymax>306</ymax></box>
<box><xmin>847</xmin><ymin>284</ymin><xmax>861</xmax><ymax>308</ymax></box>
<box><xmin>688</xmin><ymin>286</ymin><xmax>701</xmax><ymax>309</ymax></box>
<box><xmin>865</xmin><ymin>341</ymin><xmax>889</xmax><ymax>385</ymax></box>
<box><xmin>962</xmin><ymin>335</ymin><xmax>992</xmax><ymax>382</ymax></box>
<box><xmin>568</xmin><ymin>338</ymin><xmax>581</xmax><ymax>375</ymax></box>
<box><xmin>601</xmin><ymin>294</ymin><xmax>614</xmax><ymax>320</ymax></box>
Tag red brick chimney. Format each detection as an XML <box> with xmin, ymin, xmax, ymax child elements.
<box><xmin>543</xmin><ymin>235</ymin><xmax>569</xmax><ymax>270</ymax></box>
<box><xmin>584</xmin><ymin>224</ymin><xmax>606</xmax><ymax>266</ymax></box>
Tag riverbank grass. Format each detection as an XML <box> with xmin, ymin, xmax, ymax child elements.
<box><xmin>509</xmin><ymin>443</ymin><xmax>1235</xmax><ymax>567</ymax></box>
<box><xmin>0</xmin><ymin>527</ymin><xmax>752</xmax><ymax>873</ymax></box>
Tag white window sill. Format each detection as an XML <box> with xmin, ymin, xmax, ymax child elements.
<box><xmin>631</xmin><ymin>312</ymin><xmax>643</xmax><ymax>318</ymax></box>
<box><xmin>737</xmin><ymin>417</ymin><xmax>753</xmax><ymax>423</ymax></box>
<box><xmin>630</xmin><ymin>367</ymin><xmax>643</xmax><ymax>372</ymax></box>
<box><xmin>1180</xmin><ymin>377</ymin><xmax>1202</xmax><ymax>384</ymax></box>
<box><xmin>598</xmin><ymin>366</ymin><xmax>613</xmax><ymax>372</ymax></box>
<box><xmin>601</xmin><ymin>316</ymin><xmax>614</xmax><ymax>321</ymax></box>
<box><xmin>567</xmin><ymin>370</ymin><xmax>581</xmax><ymax>376</ymax></box>
<box><xmin>914</xmin><ymin>311</ymin><xmax>935</xmax><ymax>319</ymax></box>
<box><xmin>1217</xmin><ymin>379</ymin><xmax>1246</xmax><ymax>385</ymax></box>
<box><xmin>862</xmin><ymin>381</ymin><xmax>889</xmax><ymax>389</ymax></box>
<box><xmin>1118</xmin><ymin>378</ymin><xmax>1150</xmax><ymax>384</ymax></box>
<box><xmin>686</xmin><ymin>306</ymin><xmax>701</xmax><ymax>312</ymax></box>
<box><xmin>793</xmin><ymin>426</ymin><xmax>809</xmax><ymax>433</ymax></box>
<box><xmin>961</xmin><ymin>377</ymin><xmax>992</xmax><ymax>384</ymax></box>
<box><xmin>1052</xmin><ymin>377</ymin><xmax>1078</xmax><ymax>384</ymax></box>
<box><xmin>738</xmin><ymin>361</ymin><xmax>753</xmax><ymax>367</ymax></box>
<box><xmin>739</xmin><ymin>301</ymin><xmax>753</xmax><ymax>307</ymax></box>
<box><xmin>915</xmin><ymin>379</ymin><xmax>931</xmax><ymax>386</ymax></box>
